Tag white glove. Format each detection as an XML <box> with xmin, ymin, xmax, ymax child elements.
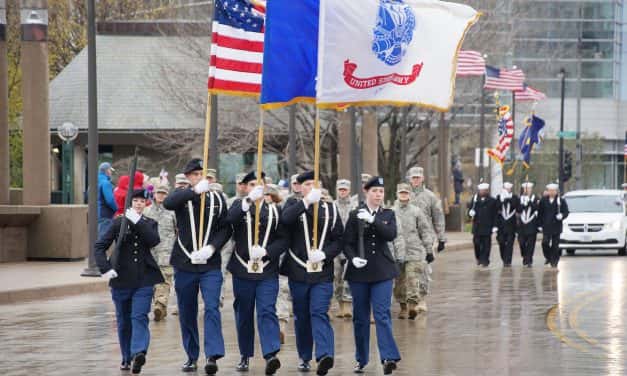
<box><xmin>193</xmin><ymin>179</ymin><xmax>210</xmax><ymax>194</ymax></box>
<box><xmin>125</xmin><ymin>208</ymin><xmax>141</xmax><ymax>224</ymax></box>
<box><xmin>197</xmin><ymin>245</ymin><xmax>215</xmax><ymax>260</ymax></box>
<box><xmin>521</xmin><ymin>196</ymin><xmax>529</xmax><ymax>205</ymax></box>
<box><xmin>309</xmin><ymin>250</ymin><xmax>326</xmax><ymax>263</ymax></box>
<box><xmin>304</xmin><ymin>188</ymin><xmax>322</xmax><ymax>207</ymax></box>
<box><xmin>250</xmin><ymin>245</ymin><xmax>267</xmax><ymax>260</ymax></box>
<box><xmin>102</xmin><ymin>269</ymin><xmax>118</xmax><ymax>280</ymax></box>
<box><xmin>248</xmin><ymin>186</ymin><xmax>265</xmax><ymax>202</ymax></box>
<box><xmin>492</xmin><ymin>227</ymin><xmax>498</xmax><ymax>234</ymax></box>
<box><xmin>241</xmin><ymin>199</ymin><xmax>251</xmax><ymax>212</ymax></box>
<box><xmin>556</xmin><ymin>213</ymin><xmax>563</xmax><ymax>221</ymax></box>
<box><xmin>537</xmin><ymin>227</ymin><xmax>543</xmax><ymax>232</ymax></box>
<box><xmin>190</xmin><ymin>251</ymin><xmax>204</xmax><ymax>264</ymax></box>
<box><xmin>352</xmin><ymin>257</ymin><xmax>368</xmax><ymax>269</ymax></box>
<box><xmin>357</xmin><ymin>209</ymin><xmax>375</xmax><ymax>224</ymax></box>
<box><xmin>469</xmin><ymin>209</ymin><xmax>476</xmax><ymax>217</ymax></box>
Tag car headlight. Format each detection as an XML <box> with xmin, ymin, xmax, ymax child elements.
<box><xmin>605</xmin><ymin>221</ymin><xmax>621</xmax><ymax>231</ymax></box>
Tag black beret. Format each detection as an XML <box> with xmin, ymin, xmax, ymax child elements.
<box><xmin>242</xmin><ymin>171</ymin><xmax>266</xmax><ymax>184</ymax></box>
<box><xmin>184</xmin><ymin>158</ymin><xmax>203</xmax><ymax>175</ymax></box>
<box><xmin>131</xmin><ymin>189</ymin><xmax>149</xmax><ymax>199</ymax></box>
<box><xmin>296</xmin><ymin>171</ymin><xmax>315</xmax><ymax>184</ymax></box>
<box><xmin>364</xmin><ymin>176</ymin><xmax>385</xmax><ymax>190</ymax></box>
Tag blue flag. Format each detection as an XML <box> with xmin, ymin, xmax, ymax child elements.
<box><xmin>259</xmin><ymin>0</ymin><xmax>319</xmax><ymax>109</ymax></box>
<box><xmin>518</xmin><ymin>114</ymin><xmax>545</xmax><ymax>167</ymax></box>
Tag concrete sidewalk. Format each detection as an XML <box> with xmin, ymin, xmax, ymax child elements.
<box><xmin>0</xmin><ymin>232</ymin><xmax>475</xmax><ymax>305</ymax></box>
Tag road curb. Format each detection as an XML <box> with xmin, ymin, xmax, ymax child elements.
<box><xmin>0</xmin><ymin>279</ymin><xmax>109</xmax><ymax>305</ymax></box>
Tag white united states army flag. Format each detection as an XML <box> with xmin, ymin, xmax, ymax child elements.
<box><xmin>316</xmin><ymin>0</ymin><xmax>479</xmax><ymax>110</ymax></box>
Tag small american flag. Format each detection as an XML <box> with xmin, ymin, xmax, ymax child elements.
<box><xmin>515</xmin><ymin>84</ymin><xmax>547</xmax><ymax>102</ymax></box>
<box><xmin>208</xmin><ymin>0</ymin><xmax>266</xmax><ymax>96</ymax></box>
<box><xmin>484</xmin><ymin>65</ymin><xmax>525</xmax><ymax>91</ymax></box>
<box><xmin>456</xmin><ymin>50</ymin><xmax>486</xmax><ymax>77</ymax></box>
<box><xmin>487</xmin><ymin>106</ymin><xmax>515</xmax><ymax>164</ymax></box>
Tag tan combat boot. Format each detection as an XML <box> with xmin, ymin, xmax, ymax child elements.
<box><xmin>408</xmin><ymin>302</ymin><xmax>418</xmax><ymax>320</ymax></box>
<box><xmin>337</xmin><ymin>302</ymin><xmax>347</xmax><ymax>318</ymax></box>
<box><xmin>398</xmin><ymin>303</ymin><xmax>408</xmax><ymax>319</ymax></box>
<box><xmin>342</xmin><ymin>302</ymin><xmax>353</xmax><ymax>318</ymax></box>
<box><xmin>417</xmin><ymin>300</ymin><xmax>428</xmax><ymax>313</ymax></box>
<box><xmin>279</xmin><ymin>319</ymin><xmax>287</xmax><ymax>344</ymax></box>
<box><xmin>153</xmin><ymin>303</ymin><xmax>166</xmax><ymax>322</ymax></box>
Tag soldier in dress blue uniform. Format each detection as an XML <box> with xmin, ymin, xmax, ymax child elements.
<box><xmin>225</xmin><ymin>171</ymin><xmax>288</xmax><ymax>375</ymax></box>
<box><xmin>538</xmin><ymin>183</ymin><xmax>569</xmax><ymax>269</ymax></box>
<box><xmin>517</xmin><ymin>182</ymin><xmax>540</xmax><ymax>267</ymax></box>
<box><xmin>94</xmin><ymin>189</ymin><xmax>163</xmax><ymax>374</ymax></box>
<box><xmin>343</xmin><ymin>176</ymin><xmax>400</xmax><ymax>375</ymax></box>
<box><xmin>495</xmin><ymin>182</ymin><xmax>520</xmax><ymax>267</ymax></box>
<box><xmin>163</xmin><ymin>158</ymin><xmax>232</xmax><ymax>375</ymax></box>
<box><xmin>280</xmin><ymin>171</ymin><xmax>343</xmax><ymax>376</ymax></box>
<box><xmin>468</xmin><ymin>182</ymin><xmax>499</xmax><ymax>267</ymax></box>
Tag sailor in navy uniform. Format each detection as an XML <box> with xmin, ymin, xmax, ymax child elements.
<box><xmin>495</xmin><ymin>182</ymin><xmax>520</xmax><ymax>267</ymax></box>
<box><xmin>538</xmin><ymin>183</ymin><xmax>569</xmax><ymax>268</ymax></box>
<box><xmin>163</xmin><ymin>158</ymin><xmax>232</xmax><ymax>375</ymax></box>
<box><xmin>343</xmin><ymin>176</ymin><xmax>400</xmax><ymax>375</ymax></box>
<box><xmin>467</xmin><ymin>182</ymin><xmax>499</xmax><ymax>267</ymax></box>
<box><xmin>94</xmin><ymin>189</ymin><xmax>163</xmax><ymax>374</ymax></box>
<box><xmin>280</xmin><ymin>171</ymin><xmax>343</xmax><ymax>376</ymax></box>
<box><xmin>225</xmin><ymin>171</ymin><xmax>288</xmax><ymax>375</ymax></box>
<box><xmin>517</xmin><ymin>182</ymin><xmax>540</xmax><ymax>267</ymax></box>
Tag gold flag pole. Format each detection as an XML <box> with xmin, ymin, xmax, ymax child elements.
<box><xmin>254</xmin><ymin>109</ymin><xmax>265</xmax><ymax>246</ymax></box>
<box><xmin>198</xmin><ymin>93</ymin><xmax>212</xmax><ymax>247</ymax></box>
<box><xmin>312</xmin><ymin>108</ymin><xmax>321</xmax><ymax>251</ymax></box>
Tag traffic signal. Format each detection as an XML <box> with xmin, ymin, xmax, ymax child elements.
<box><xmin>563</xmin><ymin>150</ymin><xmax>573</xmax><ymax>182</ymax></box>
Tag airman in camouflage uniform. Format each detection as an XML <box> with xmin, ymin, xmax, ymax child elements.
<box><xmin>333</xmin><ymin>179</ymin><xmax>356</xmax><ymax>318</ymax></box>
<box><xmin>143</xmin><ymin>184</ymin><xmax>177</xmax><ymax>321</ymax></box>
<box><xmin>408</xmin><ymin>166</ymin><xmax>446</xmax><ymax>251</ymax></box>
<box><xmin>392</xmin><ymin>183</ymin><xmax>436</xmax><ymax>319</ymax></box>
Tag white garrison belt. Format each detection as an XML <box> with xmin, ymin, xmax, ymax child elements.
<box><xmin>176</xmin><ymin>191</ymin><xmax>219</xmax><ymax>259</ymax></box>
<box><xmin>235</xmin><ymin>202</ymin><xmax>278</xmax><ymax>273</ymax></box>
<box><xmin>289</xmin><ymin>202</ymin><xmax>336</xmax><ymax>273</ymax></box>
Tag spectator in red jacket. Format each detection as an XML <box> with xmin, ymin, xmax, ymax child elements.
<box><xmin>114</xmin><ymin>172</ymin><xmax>145</xmax><ymax>216</ymax></box>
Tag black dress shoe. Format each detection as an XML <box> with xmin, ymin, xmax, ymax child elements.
<box><xmin>298</xmin><ymin>360</ymin><xmax>311</xmax><ymax>372</ymax></box>
<box><xmin>120</xmin><ymin>361</ymin><xmax>131</xmax><ymax>371</ymax></box>
<box><xmin>205</xmin><ymin>358</ymin><xmax>219</xmax><ymax>375</ymax></box>
<box><xmin>236</xmin><ymin>357</ymin><xmax>249</xmax><ymax>372</ymax></box>
<box><xmin>383</xmin><ymin>360</ymin><xmax>397</xmax><ymax>375</ymax></box>
<box><xmin>265</xmin><ymin>356</ymin><xmax>281</xmax><ymax>375</ymax></box>
<box><xmin>316</xmin><ymin>356</ymin><xmax>334</xmax><ymax>376</ymax></box>
<box><xmin>353</xmin><ymin>363</ymin><xmax>365</xmax><ymax>373</ymax></box>
<box><xmin>131</xmin><ymin>353</ymin><xmax>146</xmax><ymax>374</ymax></box>
<box><xmin>181</xmin><ymin>359</ymin><xmax>197</xmax><ymax>372</ymax></box>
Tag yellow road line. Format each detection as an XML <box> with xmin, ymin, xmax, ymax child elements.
<box><xmin>568</xmin><ymin>292</ymin><xmax>612</xmax><ymax>353</ymax></box>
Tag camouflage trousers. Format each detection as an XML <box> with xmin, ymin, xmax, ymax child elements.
<box><xmin>276</xmin><ymin>276</ymin><xmax>291</xmax><ymax>322</ymax></box>
<box><xmin>153</xmin><ymin>265</ymin><xmax>173</xmax><ymax>311</ymax></box>
<box><xmin>334</xmin><ymin>257</ymin><xmax>352</xmax><ymax>302</ymax></box>
<box><xmin>394</xmin><ymin>261</ymin><xmax>429</xmax><ymax>305</ymax></box>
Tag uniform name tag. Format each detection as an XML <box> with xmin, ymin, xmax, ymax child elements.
<box><xmin>306</xmin><ymin>260</ymin><xmax>322</xmax><ymax>273</ymax></box>
<box><xmin>247</xmin><ymin>260</ymin><xmax>264</xmax><ymax>274</ymax></box>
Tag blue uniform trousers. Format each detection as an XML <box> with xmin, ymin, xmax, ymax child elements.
<box><xmin>111</xmin><ymin>286</ymin><xmax>154</xmax><ymax>363</ymax></box>
<box><xmin>232</xmin><ymin>276</ymin><xmax>281</xmax><ymax>359</ymax></box>
<box><xmin>349</xmin><ymin>279</ymin><xmax>401</xmax><ymax>366</ymax></box>
<box><xmin>288</xmin><ymin>280</ymin><xmax>334</xmax><ymax>362</ymax></box>
<box><xmin>174</xmin><ymin>269</ymin><xmax>225</xmax><ymax>361</ymax></box>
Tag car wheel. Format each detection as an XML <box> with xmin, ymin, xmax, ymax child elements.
<box><xmin>566</xmin><ymin>250</ymin><xmax>575</xmax><ymax>256</ymax></box>
<box><xmin>619</xmin><ymin>247</ymin><xmax>626</xmax><ymax>256</ymax></box>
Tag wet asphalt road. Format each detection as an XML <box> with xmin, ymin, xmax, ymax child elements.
<box><xmin>0</xmin><ymin>247</ymin><xmax>625</xmax><ymax>376</ymax></box>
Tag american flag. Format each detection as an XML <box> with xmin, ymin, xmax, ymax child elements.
<box><xmin>515</xmin><ymin>84</ymin><xmax>547</xmax><ymax>102</ymax></box>
<box><xmin>208</xmin><ymin>0</ymin><xmax>266</xmax><ymax>96</ymax></box>
<box><xmin>456</xmin><ymin>50</ymin><xmax>486</xmax><ymax>77</ymax></box>
<box><xmin>487</xmin><ymin>106</ymin><xmax>515</xmax><ymax>164</ymax></box>
<box><xmin>484</xmin><ymin>65</ymin><xmax>525</xmax><ymax>91</ymax></box>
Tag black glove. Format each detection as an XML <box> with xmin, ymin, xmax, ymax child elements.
<box><xmin>437</xmin><ymin>241</ymin><xmax>445</xmax><ymax>253</ymax></box>
<box><xmin>426</xmin><ymin>253</ymin><xmax>434</xmax><ymax>264</ymax></box>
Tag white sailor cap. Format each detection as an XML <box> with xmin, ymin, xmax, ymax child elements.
<box><xmin>503</xmin><ymin>182</ymin><xmax>513</xmax><ymax>189</ymax></box>
<box><xmin>478</xmin><ymin>183</ymin><xmax>490</xmax><ymax>190</ymax></box>
<box><xmin>521</xmin><ymin>182</ymin><xmax>534</xmax><ymax>188</ymax></box>
<box><xmin>546</xmin><ymin>183</ymin><xmax>559</xmax><ymax>190</ymax></box>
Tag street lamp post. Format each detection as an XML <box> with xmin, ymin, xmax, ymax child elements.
<box><xmin>558</xmin><ymin>69</ymin><xmax>566</xmax><ymax>192</ymax></box>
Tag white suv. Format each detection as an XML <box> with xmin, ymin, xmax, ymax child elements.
<box><xmin>559</xmin><ymin>190</ymin><xmax>627</xmax><ymax>256</ymax></box>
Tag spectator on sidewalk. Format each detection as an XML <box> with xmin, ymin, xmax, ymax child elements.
<box><xmin>98</xmin><ymin>162</ymin><xmax>117</xmax><ymax>235</ymax></box>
